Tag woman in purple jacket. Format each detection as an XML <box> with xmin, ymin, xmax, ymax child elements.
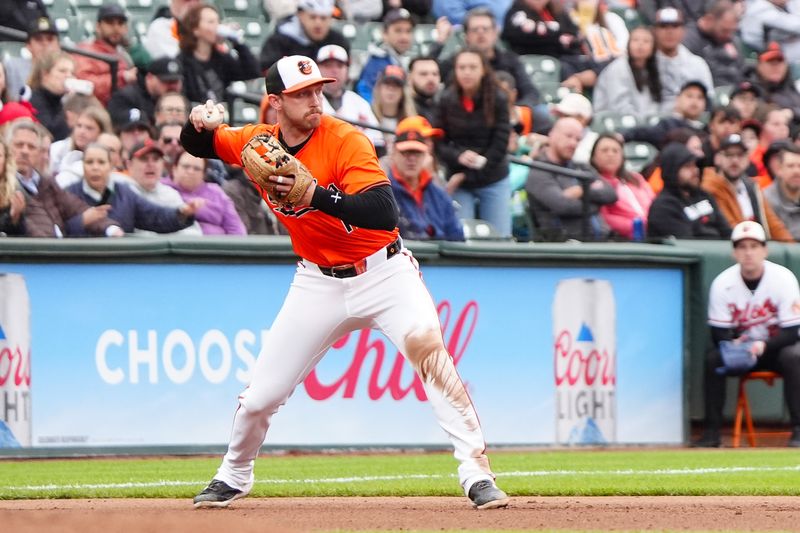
<box><xmin>168</xmin><ymin>151</ymin><xmax>246</xmax><ymax>235</ymax></box>
<box><xmin>66</xmin><ymin>144</ymin><xmax>198</xmax><ymax>235</ymax></box>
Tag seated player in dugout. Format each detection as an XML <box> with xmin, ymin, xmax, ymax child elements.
<box><xmin>695</xmin><ymin>221</ymin><xmax>800</xmax><ymax>448</ymax></box>
<box><xmin>180</xmin><ymin>55</ymin><xmax>510</xmax><ymax>510</ymax></box>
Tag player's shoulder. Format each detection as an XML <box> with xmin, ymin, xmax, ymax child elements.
<box><xmin>764</xmin><ymin>260</ymin><xmax>798</xmax><ymax>283</ymax></box>
<box><xmin>713</xmin><ymin>263</ymin><xmax>741</xmax><ymax>285</ymax></box>
<box><xmin>710</xmin><ymin>264</ymin><xmax>743</xmax><ymax>296</ymax></box>
<box><xmin>215</xmin><ymin>123</ymin><xmax>274</xmax><ymax>145</ymax></box>
<box><xmin>319</xmin><ymin>114</ymin><xmax>362</xmax><ymax>140</ymax></box>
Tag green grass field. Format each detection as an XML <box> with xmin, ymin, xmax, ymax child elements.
<box><xmin>1</xmin><ymin>449</ymin><xmax>799</xmax><ymax>500</ymax></box>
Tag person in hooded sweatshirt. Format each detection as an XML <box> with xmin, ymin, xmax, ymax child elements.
<box><xmin>647</xmin><ymin>142</ymin><xmax>732</xmax><ymax>239</ymax></box>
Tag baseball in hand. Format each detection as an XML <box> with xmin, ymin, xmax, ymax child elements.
<box><xmin>202</xmin><ymin>106</ymin><xmax>223</xmax><ymax>129</ymax></box>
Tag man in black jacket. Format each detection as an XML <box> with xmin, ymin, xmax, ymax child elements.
<box><xmin>622</xmin><ymin>81</ymin><xmax>708</xmax><ymax>148</ymax></box>
<box><xmin>0</xmin><ymin>0</ymin><xmax>49</xmax><ymax>36</ymax></box>
<box><xmin>259</xmin><ymin>0</ymin><xmax>350</xmax><ymax>73</ymax></box>
<box><xmin>107</xmin><ymin>58</ymin><xmax>184</xmax><ymax>130</ymax></box>
<box><xmin>647</xmin><ymin>142</ymin><xmax>732</xmax><ymax>239</ymax></box>
<box><xmin>682</xmin><ymin>0</ymin><xmax>744</xmax><ymax>87</ymax></box>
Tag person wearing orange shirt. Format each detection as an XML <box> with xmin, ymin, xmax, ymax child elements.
<box><xmin>182</xmin><ymin>55</ymin><xmax>509</xmax><ymax>511</ymax></box>
<box><xmin>751</xmin><ymin>104</ymin><xmax>792</xmax><ymax>189</ymax></box>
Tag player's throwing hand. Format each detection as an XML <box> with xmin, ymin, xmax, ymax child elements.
<box><xmin>189</xmin><ymin>99</ymin><xmax>226</xmax><ymax>132</ymax></box>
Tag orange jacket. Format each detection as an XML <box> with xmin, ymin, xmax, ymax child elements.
<box><xmin>701</xmin><ymin>167</ymin><xmax>794</xmax><ymax>242</ymax></box>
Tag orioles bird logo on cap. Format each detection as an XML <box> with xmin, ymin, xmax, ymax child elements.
<box><xmin>298</xmin><ymin>60</ymin><xmax>313</xmax><ymax>75</ymax></box>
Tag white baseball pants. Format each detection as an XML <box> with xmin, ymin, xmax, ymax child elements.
<box><xmin>213</xmin><ymin>247</ymin><xmax>495</xmax><ymax>496</ymax></box>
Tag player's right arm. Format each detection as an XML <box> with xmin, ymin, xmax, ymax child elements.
<box><xmin>181</xmin><ymin>100</ymin><xmax>271</xmax><ymax>163</ymax></box>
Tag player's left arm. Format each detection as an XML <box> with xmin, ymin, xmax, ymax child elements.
<box><xmin>765</xmin><ymin>269</ymin><xmax>800</xmax><ymax>353</ymax></box>
<box><xmin>306</xmin><ymin>131</ymin><xmax>398</xmax><ymax>230</ymax></box>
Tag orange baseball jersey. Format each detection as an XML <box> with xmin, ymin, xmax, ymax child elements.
<box><xmin>213</xmin><ymin>115</ymin><xmax>399</xmax><ymax>265</ymax></box>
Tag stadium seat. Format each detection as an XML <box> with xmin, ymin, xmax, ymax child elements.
<box><xmin>43</xmin><ymin>0</ymin><xmax>77</xmax><ymax>18</ymax></box>
<box><xmin>246</xmin><ymin>77</ymin><xmax>265</xmax><ymax>93</ymax></box>
<box><xmin>225</xmin><ymin>15</ymin><xmax>270</xmax><ymax>49</ymax></box>
<box><xmin>519</xmin><ymin>54</ymin><xmax>561</xmax><ymax>86</ymax></box>
<box><xmin>123</xmin><ymin>0</ymin><xmax>158</xmax><ymax>21</ymax></box>
<box><xmin>231</xmin><ymin>99</ymin><xmax>259</xmax><ymax>126</ymax></box>
<box><xmin>592</xmin><ymin>111</ymin><xmax>639</xmax><ymax>133</ymax></box>
<box><xmin>712</xmin><ymin>85</ymin><xmax>733</xmax><ymax>107</ymax></box>
<box><xmin>461</xmin><ymin>218</ymin><xmax>510</xmax><ymax>241</ymax></box>
<box><xmin>335</xmin><ymin>20</ymin><xmax>382</xmax><ymax>51</ymax></box>
<box><xmin>624</xmin><ymin>142</ymin><xmax>657</xmax><ymax>173</ymax></box>
<box><xmin>215</xmin><ymin>0</ymin><xmax>254</xmax><ymax>16</ymax></box>
<box><xmin>536</xmin><ymin>81</ymin><xmax>568</xmax><ymax>104</ymax></box>
<box><xmin>732</xmin><ymin>371</ymin><xmax>792</xmax><ymax>448</ymax></box>
<box><xmin>1</xmin><ymin>42</ymin><xmax>27</xmax><ymax>62</ymax></box>
<box><xmin>413</xmin><ymin>23</ymin><xmax>437</xmax><ymax>45</ymax></box>
<box><xmin>348</xmin><ymin>48</ymin><xmax>370</xmax><ymax>81</ymax></box>
<box><xmin>610</xmin><ymin>6</ymin><xmax>642</xmax><ymax>30</ymax></box>
<box><xmin>437</xmin><ymin>27</ymin><xmax>465</xmax><ymax>58</ymax></box>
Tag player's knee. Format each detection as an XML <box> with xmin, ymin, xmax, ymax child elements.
<box><xmin>778</xmin><ymin>342</ymin><xmax>800</xmax><ymax>367</ymax></box>
<box><xmin>405</xmin><ymin>329</ymin><xmax>446</xmax><ymax>364</ymax></box>
<box><xmin>239</xmin><ymin>387</ymin><xmax>292</xmax><ymax>416</ymax></box>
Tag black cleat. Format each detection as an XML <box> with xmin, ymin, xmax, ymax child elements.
<box><xmin>788</xmin><ymin>427</ymin><xmax>800</xmax><ymax>448</ymax></box>
<box><xmin>467</xmin><ymin>479</ymin><xmax>510</xmax><ymax>510</ymax></box>
<box><xmin>193</xmin><ymin>479</ymin><xmax>246</xmax><ymax>509</ymax></box>
<box><xmin>691</xmin><ymin>430</ymin><xmax>721</xmax><ymax>448</ymax></box>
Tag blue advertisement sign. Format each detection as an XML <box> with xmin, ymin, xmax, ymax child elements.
<box><xmin>0</xmin><ymin>262</ymin><xmax>684</xmax><ymax>446</ymax></box>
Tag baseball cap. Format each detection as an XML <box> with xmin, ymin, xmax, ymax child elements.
<box><xmin>147</xmin><ymin>57</ymin><xmax>183</xmax><ymax>82</ymax></box>
<box><xmin>265</xmin><ymin>55</ymin><xmax>335</xmax><ymax>95</ymax></box>
<box><xmin>383</xmin><ymin>8</ymin><xmax>414</xmax><ymax>28</ymax></box>
<box><xmin>730</xmin><ymin>81</ymin><xmax>762</xmax><ymax>99</ymax></box>
<box><xmin>297</xmin><ymin>0</ymin><xmax>335</xmax><ymax>16</ymax></box>
<box><xmin>377</xmin><ymin>64</ymin><xmax>407</xmax><ymax>85</ymax></box>
<box><xmin>679</xmin><ymin>80</ymin><xmax>708</xmax><ymax>98</ymax></box>
<box><xmin>97</xmin><ymin>3</ymin><xmax>128</xmax><ymax>22</ymax></box>
<box><xmin>731</xmin><ymin>221</ymin><xmax>766</xmax><ymax>245</ymax></box>
<box><xmin>717</xmin><ymin>133</ymin><xmax>746</xmax><ymax>153</ymax></box>
<box><xmin>0</xmin><ymin>101</ymin><xmax>38</xmax><ymax>127</ymax></box>
<box><xmin>130</xmin><ymin>139</ymin><xmax>164</xmax><ymax>159</ymax></box>
<box><xmin>553</xmin><ymin>92</ymin><xmax>593</xmax><ymax>120</ymax></box>
<box><xmin>759</xmin><ymin>42</ymin><xmax>785</xmax><ymax>62</ymax></box>
<box><xmin>27</xmin><ymin>17</ymin><xmax>58</xmax><ymax>39</ymax></box>
<box><xmin>316</xmin><ymin>44</ymin><xmax>349</xmax><ymax>64</ymax></box>
<box><xmin>394</xmin><ymin>128</ymin><xmax>429</xmax><ymax>153</ymax></box>
<box><xmin>654</xmin><ymin>7</ymin><xmax>684</xmax><ymax>26</ymax></box>
<box><xmin>396</xmin><ymin>115</ymin><xmax>443</xmax><ymax>138</ymax></box>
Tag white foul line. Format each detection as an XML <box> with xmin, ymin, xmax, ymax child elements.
<box><xmin>3</xmin><ymin>465</ymin><xmax>800</xmax><ymax>492</ymax></box>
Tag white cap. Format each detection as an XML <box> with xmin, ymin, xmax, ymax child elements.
<box><xmin>316</xmin><ymin>44</ymin><xmax>349</xmax><ymax>64</ymax></box>
<box><xmin>297</xmin><ymin>0</ymin><xmax>334</xmax><ymax>16</ymax></box>
<box><xmin>553</xmin><ymin>92</ymin><xmax>593</xmax><ymax>120</ymax></box>
<box><xmin>731</xmin><ymin>221</ymin><xmax>767</xmax><ymax>245</ymax></box>
<box><xmin>265</xmin><ymin>55</ymin><xmax>336</xmax><ymax>94</ymax></box>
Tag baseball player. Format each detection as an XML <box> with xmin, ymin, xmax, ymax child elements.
<box><xmin>695</xmin><ymin>220</ymin><xmax>800</xmax><ymax>447</ymax></box>
<box><xmin>181</xmin><ymin>55</ymin><xmax>509</xmax><ymax>510</ymax></box>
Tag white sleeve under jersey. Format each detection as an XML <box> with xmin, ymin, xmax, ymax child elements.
<box><xmin>708</xmin><ymin>261</ymin><xmax>800</xmax><ymax>341</ymax></box>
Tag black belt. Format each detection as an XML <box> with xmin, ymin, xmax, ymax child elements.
<box><xmin>318</xmin><ymin>238</ymin><xmax>402</xmax><ymax>278</ymax></box>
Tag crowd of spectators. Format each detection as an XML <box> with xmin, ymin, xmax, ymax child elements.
<box><xmin>2</xmin><ymin>0</ymin><xmax>800</xmax><ymax>244</ymax></box>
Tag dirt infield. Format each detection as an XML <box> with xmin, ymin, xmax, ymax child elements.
<box><xmin>2</xmin><ymin>496</ymin><xmax>799</xmax><ymax>532</ymax></box>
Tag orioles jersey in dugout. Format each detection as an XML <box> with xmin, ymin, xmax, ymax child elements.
<box><xmin>213</xmin><ymin>115</ymin><xmax>399</xmax><ymax>266</ymax></box>
<box><xmin>708</xmin><ymin>260</ymin><xmax>800</xmax><ymax>341</ymax></box>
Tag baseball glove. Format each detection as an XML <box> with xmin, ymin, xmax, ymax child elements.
<box><xmin>240</xmin><ymin>133</ymin><xmax>315</xmax><ymax>206</ymax></box>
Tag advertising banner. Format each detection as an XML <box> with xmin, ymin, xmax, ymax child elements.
<box><xmin>0</xmin><ymin>262</ymin><xmax>684</xmax><ymax>446</ymax></box>
<box><xmin>0</xmin><ymin>273</ymin><xmax>31</xmax><ymax>447</ymax></box>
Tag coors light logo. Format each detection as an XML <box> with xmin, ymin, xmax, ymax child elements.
<box><xmin>552</xmin><ymin>279</ymin><xmax>616</xmax><ymax>444</ymax></box>
<box><xmin>0</xmin><ymin>274</ymin><xmax>31</xmax><ymax>448</ymax></box>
